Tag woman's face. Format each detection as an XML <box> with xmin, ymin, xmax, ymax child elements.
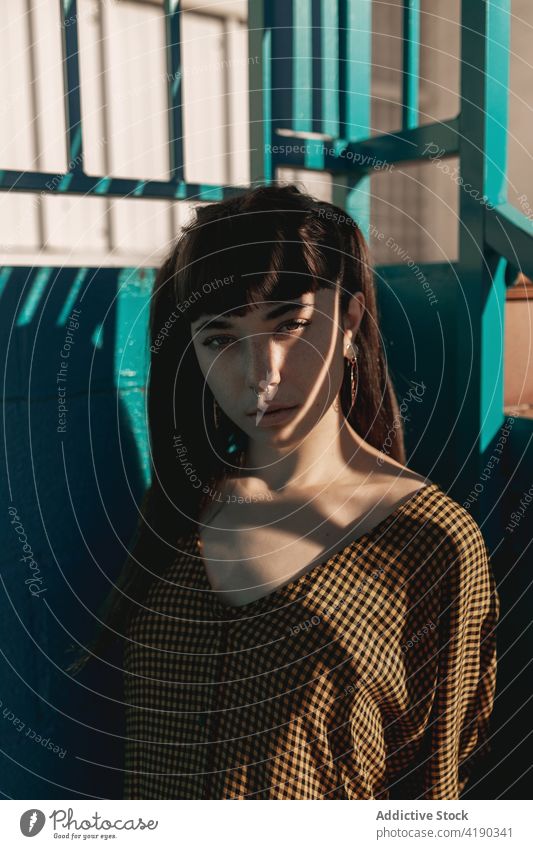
<box><xmin>190</xmin><ymin>286</ymin><xmax>364</xmax><ymax>443</ymax></box>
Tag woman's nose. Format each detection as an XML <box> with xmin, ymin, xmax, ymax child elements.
<box><xmin>243</xmin><ymin>336</ymin><xmax>282</xmax><ymax>391</ymax></box>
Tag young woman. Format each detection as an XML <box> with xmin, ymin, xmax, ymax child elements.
<box><xmin>85</xmin><ymin>183</ymin><xmax>498</xmax><ymax>800</ymax></box>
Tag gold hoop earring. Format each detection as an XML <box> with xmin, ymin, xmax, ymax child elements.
<box><xmin>349</xmin><ymin>354</ymin><xmax>357</xmax><ymax>408</ymax></box>
<box><xmin>333</xmin><ymin>341</ymin><xmax>359</xmax><ymax>413</ymax></box>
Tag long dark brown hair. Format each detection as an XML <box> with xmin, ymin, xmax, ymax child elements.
<box><xmin>68</xmin><ymin>182</ymin><xmax>405</xmax><ymax>672</ymax></box>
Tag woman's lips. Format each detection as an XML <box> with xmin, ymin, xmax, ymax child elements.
<box><xmin>251</xmin><ymin>405</ymin><xmax>299</xmax><ymax>427</ymax></box>
<box><xmin>247</xmin><ymin>403</ymin><xmax>295</xmax><ymax>415</ymax></box>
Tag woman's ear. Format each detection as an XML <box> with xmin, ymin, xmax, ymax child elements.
<box><xmin>343</xmin><ymin>291</ymin><xmax>366</xmax><ymax>339</ymax></box>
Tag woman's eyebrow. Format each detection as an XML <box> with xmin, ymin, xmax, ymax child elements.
<box><xmin>194</xmin><ymin>300</ymin><xmax>310</xmax><ymax>333</ymax></box>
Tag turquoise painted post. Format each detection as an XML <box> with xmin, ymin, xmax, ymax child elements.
<box><xmin>293</xmin><ymin>0</ymin><xmax>313</xmax><ymax>133</ymax></box>
<box><xmin>457</xmin><ymin>0</ymin><xmax>510</xmax><ymax>512</ymax></box>
<box><xmin>320</xmin><ymin>0</ymin><xmax>340</xmax><ymax>137</ymax></box>
<box><xmin>480</xmin><ymin>0</ymin><xmax>510</xmax><ymax>460</ymax></box>
<box><xmin>332</xmin><ymin>0</ymin><xmax>372</xmax><ymax>240</ymax></box>
<box><xmin>402</xmin><ymin>0</ymin><xmax>420</xmax><ymax>130</ymax></box>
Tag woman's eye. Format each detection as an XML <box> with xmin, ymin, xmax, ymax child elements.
<box><xmin>275</xmin><ymin>319</ymin><xmax>311</xmax><ymax>336</ymax></box>
<box><xmin>202</xmin><ymin>335</ymin><xmax>235</xmax><ymax>351</ymax></box>
<box><xmin>202</xmin><ymin>319</ymin><xmax>311</xmax><ymax>351</ymax></box>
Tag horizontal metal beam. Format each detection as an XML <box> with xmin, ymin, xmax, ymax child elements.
<box><xmin>0</xmin><ymin>116</ymin><xmax>459</xmax><ymax>199</ymax></box>
<box><xmin>270</xmin><ymin>116</ymin><xmax>459</xmax><ymax>171</ymax></box>
<box><xmin>0</xmin><ymin>169</ymin><xmax>247</xmax><ymax>201</ymax></box>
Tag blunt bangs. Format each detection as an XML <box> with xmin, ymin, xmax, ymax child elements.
<box><xmin>171</xmin><ymin>205</ymin><xmax>344</xmax><ymax>326</ymax></box>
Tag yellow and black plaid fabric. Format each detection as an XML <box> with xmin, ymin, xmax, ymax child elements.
<box><xmin>123</xmin><ymin>481</ymin><xmax>499</xmax><ymax>799</ymax></box>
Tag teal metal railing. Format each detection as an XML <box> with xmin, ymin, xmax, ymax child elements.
<box><xmin>1</xmin><ymin>0</ymin><xmax>532</xmax><ymax>497</ymax></box>
<box><xmin>249</xmin><ymin>0</ymin><xmax>533</xmax><ymax>503</ymax></box>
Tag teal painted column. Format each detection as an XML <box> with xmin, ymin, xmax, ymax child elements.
<box><xmin>401</xmin><ymin>0</ymin><xmax>420</xmax><ymax>130</ymax></box>
<box><xmin>457</xmin><ymin>0</ymin><xmax>510</xmax><ymax>510</ymax></box>
<box><xmin>331</xmin><ymin>0</ymin><xmax>372</xmax><ymax>239</ymax></box>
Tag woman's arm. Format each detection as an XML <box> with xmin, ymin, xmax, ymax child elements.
<box><xmin>392</xmin><ymin>511</ymin><xmax>499</xmax><ymax>799</ymax></box>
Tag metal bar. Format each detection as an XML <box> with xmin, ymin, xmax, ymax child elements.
<box><xmin>457</xmin><ymin>0</ymin><xmax>490</xmax><ymax>489</ymax></box>
<box><xmin>484</xmin><ymin>0</ymin><xmax>510</xmax><ymax>206</ymax></box>
<box><xmin>60</xmin><ymin>0</ymin><xmax>84</xmax><ymax>174</ymax></box>
<box><xmin>165</xmin><ymin>0</ymin><xmax>185</xmax><ymax>181</ymax></box>
<box><xmin>271</xmin><ymin>1</ymin><xmax>293</xmax><ymax>136</ymax></box>
<box><xmin>249</xmin><ymin>0</ymin><xmax>272</xmax><ymax>183</ymax></box>
<box><xmin>311</xmin><ymin>0</ymin><xmax>322</xmax><ymax>134</ymax></box>
<box><xmin>96</xmin><ymin>1</ymin><xmax>115</xmax><ymax>252</ymax></box>
<box><xmin>455</xmin><ymin>0</ymin><xmax>511</xmax><ymax>506</ymax></box>
<box><xmin>25</xmin><ymin>0</ymin><xmax>45</xmax><ymax>250</ymax></box>
<box><xmin>0</xmin><ymin>121</ymin><xmax>459</xmax><ymax>196</ymax></box>
<box><xmin>402</xmin><ymin>0</ymin><xmax>420</xmax><ymax>131</ymax></box>
<box><xmin>320</xmin><ymin>0</ymin><xmax>339</xmax><ymax>137</ymax></box>
<box><xmin>338</xmin><ymin>0</ymin><xmax>371</xmax><ymax>142</ymax></box>
<box><xmin>221</xmin><ymin>24</ymin><xmax>232</xmax><ymax>185</ymax></box>
<box><xmin>293</xmin><ymin>0</ymin><xmax>313</xmax><ymax>132</ymax></box>
<box><xmin>270</xmin><ymin>117</ymin><xmax>459</xmax><ymax>171</ymax></box>
<box><xmin>334</xmin><ymin>0</ymin><xmax>372</xmax><ymax>240</ymax></box>
<box><xmin>0</xmin><ymin>170</ymin><xmax>246</xmax><ymax>200</ymax></box>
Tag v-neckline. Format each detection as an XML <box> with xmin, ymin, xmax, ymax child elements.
<box><xmin>192</xmin><ymin>482</ymin><xmax>438</xmax><ymax>617</ymax></box>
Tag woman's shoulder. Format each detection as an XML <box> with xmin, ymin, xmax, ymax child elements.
<box><xmin>392</xmin><ymin>480</ymin><xmax>492</xmax><ymax>583</ymax></box>
<box><xmin>405</xmin><ymin>481</ymin><xmax>488</xmax><ymax>545</ymax></box>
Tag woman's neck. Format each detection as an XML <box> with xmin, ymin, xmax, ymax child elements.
<box><xmin>241</xmin><ymin>414</ymin><xmax>376</xmax><ymax>494</ymax></box>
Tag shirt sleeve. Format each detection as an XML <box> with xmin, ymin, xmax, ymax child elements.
<box><xmin>391</xmin><ymin>510</ymin><xmax>499</xmax><ymax>799</ymax></box>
